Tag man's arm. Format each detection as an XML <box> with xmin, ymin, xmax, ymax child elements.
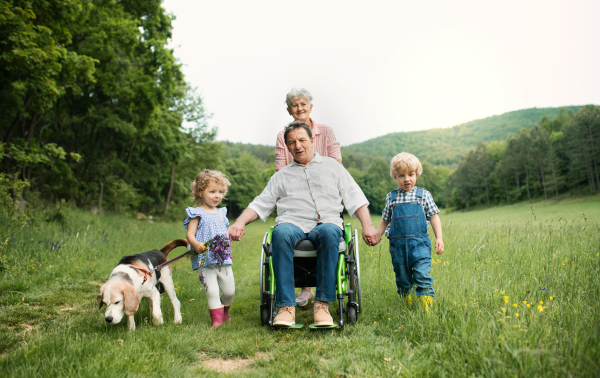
<box><xmin>354</xmin><ymin>205</ymin><xmax>381</xmax><ymax>246</ymax></box>
<box><xmin>228</xmin><ymin>208</ymin><xmax>259</xmax><ymax>241</ymax></box>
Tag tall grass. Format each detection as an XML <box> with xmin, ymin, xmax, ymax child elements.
<box><xmin>0</xmin><ymin>197</ymin><xmax>599</xmax><ymax>376</ymax></box>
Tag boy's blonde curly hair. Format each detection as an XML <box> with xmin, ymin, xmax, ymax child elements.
<box><xmin>190</xmin><ymin>169</ymin><xmax>231</xmax><ymax>203</ymax></box>
<box><xmin>390</xmin><ymin>152</ymin><xmax>423</xmax><ymax>178</ymax></box>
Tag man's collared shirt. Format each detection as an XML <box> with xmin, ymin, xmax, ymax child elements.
<box><xmin>248</xmin><ymin>153</ymin><xmax>368</xmax><ymax>233</ymax></box>
<box><xmin>381</xmin><ymin>187</ymin><xmax>439</xmax><ymax>237</ymax></box>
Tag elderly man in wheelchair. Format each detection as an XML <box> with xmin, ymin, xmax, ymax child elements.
<box><xmin>228</xmin><ymin>120</ymin><xmax>381</xmax><ymax>328</ymax></box>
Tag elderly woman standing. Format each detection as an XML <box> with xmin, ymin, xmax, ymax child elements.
<box><xmin>275</xmin><ymin>88</ymin><xmax>342</xmax><ymax>171</ymax></box>
<box><xmin>275</xmin><ymin>87</ymin><xmax>343</xmax><ymax>306</ymax></box>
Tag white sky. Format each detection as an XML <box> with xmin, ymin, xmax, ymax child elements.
<box><xmin>162</xmin><ymin>0</ymin><xmax>600</xmax><ymax>146</ymax></box>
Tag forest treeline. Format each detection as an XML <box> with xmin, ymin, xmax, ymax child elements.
<box><xmin>0</xmin><ymin>0</ymin><xmax>220</xmax><ymax>220</ymax></box>
<box><xmin>1</xmin><ymin>1</ymin><xmax>597</xmax><ymax>221</ymax></box>
<box><xmin>217</xmin><ymin>106</ymin><xmax>600</xmax><ymax>216</ymax></box>
<box><xmin>447</xmin><ymin>106</ymin><xmax>600</xmax><ymax>209</ymax></box>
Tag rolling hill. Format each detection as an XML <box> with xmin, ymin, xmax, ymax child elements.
<box><xmin>222</xmin><ymin>106</ymin><xmax>582</xmax><ymax>168</ymax></box>
<box><xmin>341</xmin><ymin>106</ymin><xmax>580</xmax><ymax>167</ymax></box>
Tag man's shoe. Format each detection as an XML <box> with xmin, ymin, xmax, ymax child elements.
<box><xmin>313</xmin><ymin>301</ymin><xmax>334</xmax><ymax>326</ymax></box>
<box><xmin>295</xmin><ymin>288</ymin><xmax>314</xmax><ymax>307</ymax></box>
<box><xmin>273</xmin><ymin>306</ymin><xmax>295</xmax><ymax>326</ymax></box>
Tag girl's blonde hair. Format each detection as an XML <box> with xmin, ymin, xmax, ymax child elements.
<box><xmin>190</xmin><ymin>169</ymin><xmax>231</xmax><ymax>203</ymax></box>
<box><xmin>390</xmin><ymin>152</ymin><xmax>423</xmax><ymax>178</ymax></box>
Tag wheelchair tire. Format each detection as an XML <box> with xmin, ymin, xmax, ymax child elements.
<box><xmin>354</xmin><ymin>229</ymin><xmax>363</xmax><ymax>313</ymax></box>
<box><xmin>259</xmin><ymin>232</ymin><xmax>268</xmax><ymax>300</ymax></box>
<box><xmin>260</xmin><ymin>305</ymin><xmax>270</xmax><ymax>326</ymax></box>
<box><xmin>346</xmin><ymin>305</ymin><xmax>357</xmax><ymax>325</ymax></box>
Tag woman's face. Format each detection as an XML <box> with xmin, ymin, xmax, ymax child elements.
<box><xmin>287</xmin><ymin>97</ymin><xmax>313</xmax><ymax>124</ymax></box>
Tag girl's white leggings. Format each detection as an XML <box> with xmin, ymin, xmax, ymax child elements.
<box><xmin>203</xmin><ymin>265</ymin><xmax>235</xmax><ymax>309</ymax></box>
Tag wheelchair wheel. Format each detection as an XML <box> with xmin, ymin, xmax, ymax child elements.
<box><xmin>353</xmin><ymin>229</ymin><xmax>363</xmax><ymax>313</ymax></box>
<box><xmin>261</xmin><ymin>304</ymin><xmax>270</xmax><ymax>326</ymax></box>
<box><xmin>259</xmin><ymin>232</ymin><xmax>268</xmax><ymax>300</ymax></box>
<box><xmin>347</xmin><ymin>305</ymin><xmax>357</xmax><ymax>324</ymax></box>
<box><xmin>259</xmin><ymin>232</ymin><xmax>272</xmax><ymax>326</ymax></box>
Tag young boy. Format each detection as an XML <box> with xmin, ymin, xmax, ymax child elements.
<box><xmin>376</xmin><ymin>152</ymin><xmax>444</xmax><ymax>311</ymax></box>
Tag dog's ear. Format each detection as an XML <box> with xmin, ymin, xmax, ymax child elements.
<box><xmin>97</xmin><ymin>284</ymin><xmax>106</xmax><ymax>309</ymax></box>
<box><xmin>123</xmin><ymin>284</ymin><xmax>140</xmax><ymax>316</ymax></box>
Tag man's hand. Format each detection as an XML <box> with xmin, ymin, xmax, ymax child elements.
<box><xmin>228</xmin><ymin>221</ymin><xmax>245</xmax><ymax>241</ymax></box>
<box><xmin>362</xmin><ymin>225</ymin><xmax>381</xmax><ymax>246</ymax></box>
<box><xmin>354</xmin><ymin>204</ymin><xmax>381</xmax><ymax>246</ymax></box>
<box><xmin>227</xmin><ymin>208</ymin><xmax>259</xmax><ymax>241</ymax></box>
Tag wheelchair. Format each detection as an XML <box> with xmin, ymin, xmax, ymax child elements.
<box><xmin>259</xmin><ymin>223</ymin><xmax>362</xmax><ymax>329</ymax></box>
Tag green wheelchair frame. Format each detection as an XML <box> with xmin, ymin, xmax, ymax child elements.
<box><xmin>259</xmin><ymin>223</ymin><xmax>362</xmax><ymax>329</ymax></box>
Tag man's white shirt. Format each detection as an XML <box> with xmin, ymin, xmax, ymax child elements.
<box><xmin>248</xmin><ymin>153</ymin><xmax>369</xmax><ymax>233</ymax></box>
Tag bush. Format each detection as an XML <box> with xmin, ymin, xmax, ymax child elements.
<box><xmin>0</xmin><ymin>173</ymin><xmax>29</xmax><ymax>221</ymax></box>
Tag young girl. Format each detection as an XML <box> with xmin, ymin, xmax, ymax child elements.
<box><xmin>184</xmin><ymin>169</ymin><xmax>234</xmax><ymax>328</ymax></box>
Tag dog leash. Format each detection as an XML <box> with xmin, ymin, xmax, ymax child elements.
<box><xmin>155</xmin><ymin>245</ymin><xmax>206</xmax><ymax>272</ymax></box>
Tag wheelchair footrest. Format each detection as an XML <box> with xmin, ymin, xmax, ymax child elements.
<box><xmin>308</xmin><ymin>324</ymin><xmax>339</xmax><ymax>329</ymax></box>
<box><xmin>272</xmin><ymin>324</ymin><xmax>304</xmax><ymax>329</ymax></box>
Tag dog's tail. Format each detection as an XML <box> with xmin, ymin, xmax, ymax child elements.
<box><xmin>160</xmin><ymin>239</ymin><xmax>189</xmax><ymax>257</ymax></box>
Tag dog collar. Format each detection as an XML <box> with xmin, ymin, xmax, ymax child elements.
<box><xmin>126</xmin><ymin>264</ymin><xmax>153</xmax><ymax>283</ymax></box>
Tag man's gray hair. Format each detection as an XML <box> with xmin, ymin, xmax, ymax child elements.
<box><xmin>284</xmin><ymin>120</ymin><xmax>313</xmax><ymax>144</ymax></box>
<box><xmin>285</xmin><ymin>88</ymin><xmax>313</xmax><ymax>108</ymax></box>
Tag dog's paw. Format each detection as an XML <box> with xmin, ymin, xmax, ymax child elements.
<box><xmin>153</xmin><ymin>316</ymin><xmax>164</xmax><ymax>326</ymax></box>
<box><xmin>174</xmin><ymin>315</ymin><xmax>182</xmax><ymax>324</ymax></box>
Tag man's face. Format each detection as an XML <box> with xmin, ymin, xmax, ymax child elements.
<box><xmin>286</xmin><ymin>127</ymin><xmax>314</xmax><ymax>165</ymax></box>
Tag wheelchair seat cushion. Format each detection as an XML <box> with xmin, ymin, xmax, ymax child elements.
<box><xmin>267</xmin><ymin>237</ymin><xmax>346</xmax><ymax>257</ymax></box>
<box><xmin>293</xmin><ymin>237</ymin><xmax>346</xmax><ymax>257</ymax></box>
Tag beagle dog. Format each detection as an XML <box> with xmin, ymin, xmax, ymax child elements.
<box><xmin>97</xmin><ymin>239</ymin><xmax>188</xmax><ymax>330</ymax></box>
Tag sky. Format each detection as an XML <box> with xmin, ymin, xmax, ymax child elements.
<box><xmin>162</xmin><ymin>0</ymin><xmax>600</xmax><ymax>147</ymax></box>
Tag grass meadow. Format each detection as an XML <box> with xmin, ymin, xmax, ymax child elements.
<box><xmin>1</xmin><ymin>196</ymin><xmax>599</xmax><ymax>377</ymax></box>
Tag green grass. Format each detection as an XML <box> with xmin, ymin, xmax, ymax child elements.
<box><xmin>1</xmin><ymin>197</ymin><xmax>599</xmax><ymax>377</ymax></box>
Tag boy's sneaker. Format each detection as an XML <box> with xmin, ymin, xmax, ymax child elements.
<box><xmin>313</xmin><ymin>301</ymin><xmax>334</xmax><ymax>326</ymax></box>
<box><xmin>295</xmin><ymin>288</ymin><xmax>314</xmax><ymax>306</ymax></box>
<box><xmin>273</xmin><ymin>306</ymin><xmax>295</xmax><ymax>326</ymax></box>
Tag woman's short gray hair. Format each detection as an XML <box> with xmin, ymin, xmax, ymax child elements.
<box><xmin>285</xmin><ymin>88</ymin><xmax>313</xmax><ymax>108</ymax></box>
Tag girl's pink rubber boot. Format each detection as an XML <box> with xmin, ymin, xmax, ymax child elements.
<box><xmin>209</xmin><ymin>307</ymin><xmax>224</xmax><ymax>328</ymax></box>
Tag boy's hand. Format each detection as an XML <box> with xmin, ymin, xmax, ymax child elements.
<box><xmin>435</xmin><ymin>239</ymin><xmax>444</xmax><ymax>255</ymax></box>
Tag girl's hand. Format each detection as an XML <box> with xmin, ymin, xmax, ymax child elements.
<box><xmin>435</xmin><ymin>239</ymin><xmax>444</xmax><ymax>255</ymax></box>
<box><xmin>194</xmin><ymin>243</ymin><xmax>206</xmax><ymax>254</ymax></box>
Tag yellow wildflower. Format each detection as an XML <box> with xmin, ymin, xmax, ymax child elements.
<box><xmin>523</xmin><ymin>301</ymin><xmax>527</xmax><ymax>304</ymax></box>
<box><xmin>527</xmin><ymin>304</ymin><xmax>530</xmax><ymax>308</ymax></box>
<box><xmin>513</xmin><ymin>304</ymin><xmax>517</xmax><ymax>308</ymax></box>
<box><xmin>540</xmin><ymin>301</ymin><xmax>543</xmax><ymax>305</ymax></box>
<box><xmin>516</xmin><ymin>313</ymin><xmax>519</xmax><ymax>317</ymax></box>
<box><xmin>550</xmin><ymin>297</ymin><xmax>553</xmax><ymax>300</ymax></box>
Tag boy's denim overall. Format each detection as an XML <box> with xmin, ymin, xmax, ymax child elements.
<box><xmin>389</xmin><ymin>188</ymin><xmax>435</xmax><ymax>297</ymax></box>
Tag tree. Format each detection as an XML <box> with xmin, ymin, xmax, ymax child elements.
<box><xmin>563</xmin><ymin>105</ymin><xmax>600</xmax><ymax>192</ymax></box>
